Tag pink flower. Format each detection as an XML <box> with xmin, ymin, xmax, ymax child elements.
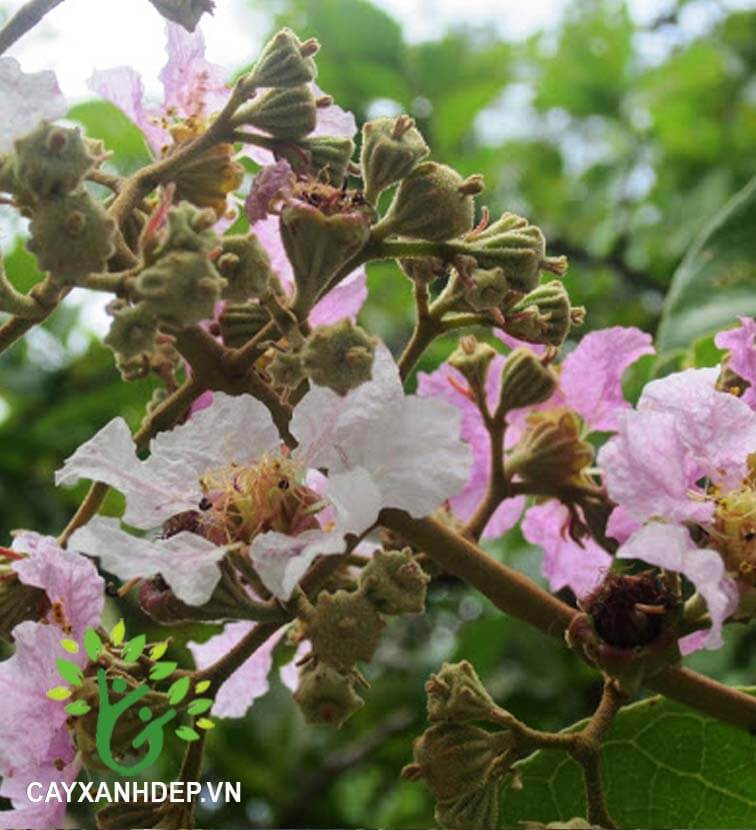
<box><xmin>245</xmin><ymin>159</ymin><xmax>295</xmax><ymax>224</ymax></box>
<box><xmin>0</xmin><ymin>536</ymin><xmax>103</xmax><ymax>830</ymax></box>
<box><xmin>715</xmin><ymin>316</ymin><xmax>756</xmax><ymax>409</ymax></box>
<box><xmin>89</xmin><ymin>23</ymin><xmax>228</xmax><ymax>154</ymax></box>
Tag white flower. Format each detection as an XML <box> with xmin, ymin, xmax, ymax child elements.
<box><xmin>59</xmin><ymin>346</ymin><xmax>471</xmax><ymax>601</ymax></box>
<box><xmin>0</xmin><ymin>58</ymin><xmax>67</xmax><ymax>154</ymax></box>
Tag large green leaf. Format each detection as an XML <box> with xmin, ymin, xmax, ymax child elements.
<box><xmin>503</xmin><ymin>692</ymin><xmax>756</xmax><ymax>828</ymax></box>
<box><xmin>657</xmin><ymin>176</ymin><xmax>756</xmax><ymax>352</ymax></box>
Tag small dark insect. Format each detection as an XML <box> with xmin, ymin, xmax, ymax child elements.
<box><xmin>278</xmin><ymin>479</ymin><xmax>290</xmax><ymax>490</ymax></box>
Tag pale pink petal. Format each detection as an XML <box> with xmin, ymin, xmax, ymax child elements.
<box><xmin>189</xmin><ymin>622</ymin><xmax>282</xmax><ymax>718</ymax></box>
<box><xmin>638</xmin><ymin>367</ymin><xmax>756</xmax><ymax>488</ymax></box>
<box><xmin>69</xmin><ymin>516</ymin><xmax>225</xmax><ymax>606</ymax></box>
<box><xmin>326</xmin><ymin>467</ymin><xmax>383</xmax><ymax>537</ymax></box>
<box><xmin>309</xmin><ymin>269</ymin><xmax>368</xmax><ymax>325</ymax></box>
<box><xmin>311</xmin><ymin>85</ymin><xmax>357</xmax><ymax>139</ymax></box>
<box><xmin>160</xmin><ymin>23</ymin><xmax>229</xmax><ymax>120</ymax></box>
<box><xmin>279</xmin><ymin>641</ymin><xmax>309</xmax><ymax>692</ymax></box>
<box><xmin>254</xmin><ymin>214</ymin><xmax>294</xmax><ymax>288</ymax></box>
<box><xmin>604</xmin><ymin>505</ymin><xmax>640</xmax><ymax>545</ymax></box>
<box><xmin>495</xmin><ymin>330</ymin><xmax>547</xmax><ymax>356</ymax></box>
<box><xmin>88</xmin><ymin>67</ymin><xmax>168</xmax><ymax>152</ymax></box>
<box><xmin>598</xmin><ymin>410</ymin><xmax>715</xmax><ymax>526</ymax></box>
<box><xmin>715</xmin><ymin>316</ymin><xmax>756</xmax><ymax>409</ymax></box>
<box><xmin>618</xmin><ymin>523</ymin><xmax>738</xmax><ymax>650</ymax></box>
<box><xmin>188</xmin><ymin>389</ymin><xmax>214</xmax><ymax>416</ymax></box>
<box><xmin>11</xmin><ymin>533</ymin><xmax>104</xmax><ymax>637</ymax></box>
<box><xmin>522</xmin><ymin>501</ymin><xmax>611</xmax><ymax>598</ymax></box>
<box><xmin>245</xmin><ymin>160</ymin><xmax>294</xmax><ymax>224</ymax></box>
<box><xmin>0</xmin><ymin>57</ymin><xmax>67</xmax><ymax>153</ymax></box>
<box><xmin>560</xmin><ymin>327</ymin><xmax>654</xmax><ymax>432</ymax></box>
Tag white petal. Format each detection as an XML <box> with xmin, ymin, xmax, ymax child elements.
<box><xmin>69</xmin><ymin>516</ymin><xmax>225</xmax><ymax>606</ymax></box>
<box><xmin>0</xmin><ymin>58</ymin><xmax>66</xmax><ymax>153</ymax></box>
<box><xmin>250</xmin><ymin>528</ymin><xmax>344</xmax><ymax>599</ymax></box>
<box><xmin>326</xmin><ymin>466</ymin><xmax>383</xmax><ymax>536</ymax></box>
<box><xmin>55</xmin><ymin>418</ymin><xmax>199</xmax><ymax>529</ymax></box>
<box><xmin>291</xmin><ymin>344</ymin><xmax>404</xmax><ymax>471</ymax></box>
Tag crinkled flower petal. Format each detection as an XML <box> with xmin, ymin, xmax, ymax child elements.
<box><xmin>11</xmin><ymin>532</ymin><xmax>104</xmax><ymax>638</ymax></box>
<box><xmin>604</xmin><ymin>505</ymin><xmax>640</xmax><ymax>545</ymax></box>
<box><xmin>250</xmin><ymin>528</ymin><xmax>344</xmax><ymax>599</ymax></box>
<box><xmin>716</xmin><ymin>316</ymin><xmax>756</xmax><ymax>409</ymax></box>
<box><xmin>495</xmin><ymin>330</ymin><xmax>547</xmax><ymax>356</ymax></box>
<box><xmin>560</xmin><ymin>326</ymin><xmax>654</xmax><ymax>432</ymax></box>
<box><xmin>160</xmin><ymin>23</ymin><xmax>228</xmax><ymax>119</ymax></box>
<box><xmin>598</xmin><ymin>409</ymin><xmax>715</xmax><ymax>526</ymax></box>
<box><xmin>0</xmin><ymin>57</ymin><xmax>66</xmax><ymax>154</ymax></box>
<box><xmin>522</xmin><ymin>501</ymin><xmax>611</xmax><ymax>598</ymax></box>
<box><xmin>245</xmin><ymin>160</ymin><xmax>294</xmax><ymax>224</ymax></box>
<box><xmin>326</xmin><ymin>466</ymin><xmax>383</xmax><ymax>537</ymax></box>
<box><xmin>88</xmin><ymin>67</ymin><xmax>168</xmax><ymax>152</ymax></box>
<box><xmin>69</xmin><ymin>516</ymin><xmax>225</xmax><ymax>606</ymax></box>
<box><xmin>618</xmin><ymin>523</ymin><xmax>738</xmax><ymax>650</ymax></box>
<box><xmin>638</xmin><ymin>367</ymin><xmax>756</xmax><ymax>488</ymax></box>
<box><xmin>189</xmin><ymin>622</ymin><xmax>282</xmax><ymax>718</ymax></box>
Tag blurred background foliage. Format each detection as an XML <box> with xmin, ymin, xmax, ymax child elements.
<box><xmin>0</xmin><ymin>0</ymin><xmax>755</xmax><ymax>827</ymax></box>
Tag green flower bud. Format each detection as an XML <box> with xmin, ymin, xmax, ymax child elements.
<box><xmin>306</xmin><ymin>588</ymin><xmax>386</xmax><ymax>670</ymax></box>
<box><xmin>358</xmin><ymin>548</ymin><xmax>430</xmax><ymax>615</ymax></box>
<box><xmin>147</xmin><ymin>0</ymin><xmax>215</xmax><ymax>32</ymax></box>
<box><xmin>301</xmin><ymin>320</ymin><xmax>376</xmax><ymax>396</ymax></box>
<box><xmin>14</xmin><ymin>123</ymin><xmax>95</xmax><ymax>198</ymax></box>
<box><xmin>293</xmin><ymin>660</ymin><xmax>365</xmax><ymax>728</ymax></box>
<box><xmin>216</xmin><ymin>233</ymin><xmax>275</xmax><ymax>301</ymax></box>
<box><xmin>27</xmin><ymin>188</ymin><xmax>116</xmax><ymax>282</ymax></box>
<box><xmin>245</xmin><ymin>28</ymin><xmax>319</xmax><ymax>90</ymax></box>
<box><xmin>375</xmin><ymin>162</ymin><xmax>483</xmax><ymax>242</ymax></box>
<box><xmin>448</xmin><ymin>336</ymin><xmax>497</xmax><ymax>393</ymax></box>
<box><xmin>218</xmin><ymin>302</ymin><xmax>271</xmax><ymax>348</ymax></box>
<box><xmin>231</xmin><ymin>85</ymin><xmax>317</xmax><ymax>141</ymax></box>
<box><xmin>360</xmin><ymin>115</ymin><xmax>430</xmax><ymax>203</ymax></box>
<box><xmin>506</xmin><ymin>410</ymin><xmax>594</xmax><ymax>493</ymax></box>
<box><xmin>171</xmin><ymin>140</ymin><xmax>244</xmax><ymax>218</ymax></box>
<box><xmin>148</xmin><ymin>201</ymin><xmax>218</xmax><ymax>263</ymax></box>
<box><xmin>268</xmin><ymin>350</ymin><xmax>306</xmax><ymax>388</ymax></box>
<box><xmin>459</xmin><ymin>212</ymin><xmax>567</xmax><ymax>294</ymax></box>
<box><xmin>425</xmin><ymin>661</ymin><xmax>497</xmax><ymax>724</ymax></box>
<box><xmin>280</xmin><ymin>197</ymin><xmax>373</xmax><ymax>316</ymax></box>
<box><xmin>135</xmin><ymin>251</ymin><xmax>226</xmax><ymax>330</ymax></box>
<box><xmin>461</xmin><ymin>266</ymin><xmax>510</xmax><ymax>312</ymax></box>
<box><xmin>104</xmin><ymin>303</ymin><xmax>158</xmax><ymax>361</ymax></box>
<box><xmin>0</xmin><ymin>561</ymin><xmax>51</xmax><ymax>642</ymax></box>
<box><xmin>503</xmin><ymin>281</ymin><xmax>581</xmax><ymax>347</ymax></box>
<box><xmin>499</xmin><ymin>348</ymin><xmax>557</xmax><ymax>412</ymax></box>
<box><xmin>278</xmin><ymin>134</ymin><xmax>355</xmax><ymax>186</ymax></box>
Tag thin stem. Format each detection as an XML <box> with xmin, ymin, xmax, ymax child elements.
<box><xmin>465</xmin><ymin>415</ymin><xmax>507</xmax><ymax>541</ymax></box>
<box><xmin>380</xmin><ymin>509</ymin><xmax>756</xmax><ymax>733</ymax></box>
<box><xmin>397</xmin><ymin>314</ymin><xmax>441</xmax><ymax>382</ymax></box>
<box><xmin>0</xmin><ymin>0</ymin><xmax>65</xmax><ymax>55</ymax></box>
<box><xmin>0</xmin><ymin>278</ymin><xmax>67</xmax><ymax>355</ymax></box>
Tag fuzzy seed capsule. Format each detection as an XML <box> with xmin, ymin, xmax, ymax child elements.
<box><xmin>232</xmin><ymin>85</ymin><xmax>317</xmax><ymax>141</ymax></box>
<box><xmin>293</xmin><ymin>661</ymin><xmax>364</xmax><ymax>728</ymax></box>
<box><xmin>448</xmin><ymin>336</ymin><xmax>497</xmax><ymax>392</ymax></box>
<box><xmin>217</xmin><ymin>233</ymin><xmax>275</xmax><ymax>301</ymax></box>
<box><xmin>14</xmin><ymin>123</ymin><xmax>95</xmax><ymax>198</ymax></box>
<box><xmin>358</xmin><ymin>548</ymin><xmax>430</xmax><ymax>615</ymax></box>
<box><xmin>245</xmin><ymin>28</ymin><xmax>319</xmax><ymax>90</ymax></box>
<box><xmin>499</xmin><ymin>348</ymin><xmax>556</xmax><ymax>412</ymax></box>
<box><xmin>301</xmin><ymin>320</ymin><xmax>377</xmax><ymax>396</ymax></box>
<box><xmin>360</xmin><ymin>115</ymin><xmax>430</xmax><ymax>203</ymax></box>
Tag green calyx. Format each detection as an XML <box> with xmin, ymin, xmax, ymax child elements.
<box><xmin>216</xmin><ymin>233</ymin><xmax>275</xmax><ymax>301</ymax></box>
<box><xmin>358</xmin><ymin>548</ymin><xmax>430</xmax><ymax>615</ymax></box>
<box><xmin>293</xmin><ymin>661</ymin><xmax>365</xmax><ymax>728</ymax></box>
<box><xmin>360</xmin><ymin>114</ymin><xmax>430</xmax><ymax>203</ymax></box>
<box><xmin>268</xmin><ymin>350</ymin><xmax>306</xmax><ymax>389</ymax></box>
<box><xmin>245</xmin><ymin>28</ymin><xmax>319</xmax><ymax>90</ymax></box>
<box><xmin>232</xmin><ymin>85</ymin><xmax>317</xmax><ymax>142</ymax></box>
<box><xmin>14</xmin><ymin>123</ymin><xmax>95</xmax><ymax>199</ymax></box>
<box><xmin>499</xmin><ymin>347</ymin><xmax>557</xmax><ymax>412</ymax></box>
<box><xmin>425</xmin><ymin>660</ymin><xmax>498</xmax><ymax>724</ymax></box>
<box><xmin>218</xmin><ymin>302</ymin><xmax>271</xmax><ymax>348</ymax></box>
<box><xmin>104</xmin><ymin>303</ymin><xmax>158</xmax><ymax>361</ymax></box>
<box><xmin>448</xmin><ymin>336</ymin><xmax>497</xmax><ymax>392</ymax></box>
<box><xmin>301</xmin><ymin>320</ymin><xmax>377</xmax><ymax>396</ymax></box>
<box><xmin>276</xmin><ymin>134</ymin><xmax>356</xmax><ymax>186</ymax></box>
<box><xmin>502</xmin><ymin>281</ymin><xmax>583</xmax><ymax>347</ymax></box>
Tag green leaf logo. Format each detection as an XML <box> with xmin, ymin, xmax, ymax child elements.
<box><xmin>149</xmin><ymin>661</ymin><xmax>178</xmax><ymax>681</ymax></box>
<box><xmin>56</xmin><ymin>657</ymin><xmax>84</xmax><ymax>687</ymax></box>
<box><xmin>121</xmin><ymin>633</ymin><xmax>147</xmax><ymax>663</ymax></box>
<box><xmin>175</xmin><ymin>725</ymin><xmax>201</xmax><ymax>742</ymax></box>
<box><xmin>84</xmin><ymin>628</ymin><xmax>104</xmax><ymax>661</ymax></box>
<box><xmin>110</xmin><ymin>618</ymin><xmax>126</xmax><ymax>647</ymax></box>
<box><xmin>167</xmin><ymin>676</ymin><xmax>191</xmax><ymax>705</ymax></box>
<box><xmin>187</xmin><ymin>697</ymin><xmax>213</xmax><ymax>716</ymax></box>
<box><xmin>65</xmin><ymin>699</ymin><xmax>92</xmax><ymax>717</ymax></box>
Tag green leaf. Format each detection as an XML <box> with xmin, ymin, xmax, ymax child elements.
<box><xmin>196</xmin><ymin>717</ymin><xmax>215</xmax><ymax>730</ymax></box>
<box><xmin>110</xmin><ymin>619</ymin><xmax>126</xmax><ymax>647</ymax></box>
<box><xmin>60</xmin><ymin>638</ymin><xmax>79</xmax><ymax>654</ymax></box>
<box><xmin>503</xmin><ymin>691</ymin><xmax>756</xmax><ymax>829</ymax></box>
<box><xmin>167</xmin><ymin>676</ymin><xmax>191</xmax><ymax>705</ymax></box>
<box><xmin>83</xmin><ymin>628</ymin><xmax>104</xmax><ymax>662</ymax></box>
<box><xmin>47</xmin><ymin>686</ymin><xmax>72</xmax><ymax>701</ymax></box>
<box><xmin>121</xmin><ymin>634</ymin><xmax>147</xmax><ymax>663</ymax></box>
<box><xmin>55</xmin><ymin>658</ymin><xmax>84</xmax><ymax>687</ymax></box>
<box><xmin>175</xmin><ymin>725</ymin><xmax>200</xmax><ymax>742</ymax></box>
<box><xmin>194</xmin><ymin>679</ymin><xmax>211</xmax><ymax>694</ymax></box>
<box><xmin>149</xmin><ymin>661</ymin><xmax>178</xmax><ymax>681</ymax></box>
<box><xmin>657</xmin><ymin>175</ymin><xmax>756</xmax><ymax>352</ymax></box>
<box><xmin>149</xmin><ymin>641</ymin><xmax>169</xmax><ymax>661</ymax></box>
<box><xmin>64</xmin><ymin>699</ymin><xmax>91</xmax><ymax>716</ymax></box>
<box><xmin>187</xmin><ymin>697</ymin><xmax>214</xmax><ymax>716</ymax></box>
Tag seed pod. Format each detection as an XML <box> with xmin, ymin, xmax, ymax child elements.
<box><xmin>245</xmin><ymin>28</ymin><xmax>319</xmax><ymax>90</ymax></box>
<box><xmin>216</xmin><ymin>233</ymin><xmax>275</xmax><ymax>301</ymax></box>
<box><xmin>301</xmin><ymin>320</ymin><xmax>376</xmax><ymax>396</ymax></box>
<box><xmin>499</xmin><ymin>348</ymin><xmax>556</xmax><ymax>412</ymax></box>
<box><xmin>360</xmin><ymin>115</ymin><xmax>429</xmax><ymax>203</ymax></box>
<box><xmin>448</xmin><ymin>336</ymin><xmax>497</xmax><ymax>393</ymax></box>
<box><xmin>374</xmin><ymin>162</ymin><xmax>483</xmax><ymax>243</ymax></box>
<box><xmin>293</xmin><ymin>660</ymin><xmax>364</xmax><ymax>728</ymax></box>
<box><xmin>425</xmin><ymin>661</ymin><xmax>498</xmax><ymax>724</ymax></box>
<box><xmin>231</xmin><ymin>85</ymin><xmax>317</xmax><ymax>142</ymax></box>
<box><xmin>104</xmin><ymin>303</ymin><xmax>158</xmax><ymax>361</ymax></box>
<box><xmin>503</xmin><ymin>281</ymin><xmax>578</xmax><ymax>347</ymax></box>
<box><xmin>27</xmin><ymin>188</ymin><xmax>116</xmax><ymax>283</ymax></box>
<box><xmin>359</xmin><ymin>548</ymin><xmax>430</xmax><ymax>615</ymax></box>
<box><xmin>14</xmin><ymin>123</ymin><xmax>95</xmax><ymax>198</ymax></box>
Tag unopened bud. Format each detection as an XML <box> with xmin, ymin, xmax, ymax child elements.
<box><xmin>217</xmin><ymin>233</ymin><xmax>275</xmax><ymax>301</ymax></box>
<box><xmin>135</xmin><ymin>251</ymin><xmax>226</xmax><ymax>330</ymax></box>
<box><xmin>268</xmin><ymin>350</ymin><xmax>306</xmax><ymax>388</ymax></box>
<box><xmin>172</xmin><ymin>141</ymin><xmax>243</xmax><ymax>219</ymax></box>
<box><xmin>14</xmin><ymin>123</ymin><xmax>95</xmax><ymax>198</ymax></box>
<box><xmin>301</xmin><ymin>320</ymin><xmax>376</xmax><ymax>396</ymax></box>
<box><xmin>499</xmin><ymin>348</ymin><xmax>556</xmax><ymax>412</ymax></box>
<box><xmin>232</xmin><ymin>85</ymin><xmax>317</xmax><ymax>141</ymax></box>
<box><xmin>359</xmin><ymin>548</ymin><xmax>430</xmax><ymax>615</ymax></box>
<box><xmin>425</xmin><ymin>661</ymin><xmax>497</xmax><ymax>724</ymax></box>
<box><xmin>27</xmin><ymin>188</ymin><xmax>116</xmax><ymax>283</ymax></box>
<box><xmin>104</xmin><ymin>303</ymin><xmax>158</xmax><ymax>361</ymax></box>
<box><xmin>218</xmin><ymin>302</ymin><xmax>271</xmax><ymax>348</ymax></box>
<box><xmin>461</xmin><ymin>266</ymin><xmax>510</xmax><ymax>312</ymax></box>
<box><xmin>147</xmin><ymin>0</ymin><xmax>215</xmax><ymax>32</ymax></box>
<box><xmin>304</xmin><ymin>588</ymin><xmax>386</xmax><ymax>670</ymax></box>
<box><xmin>503</xmin><ymin>281</ymin><xmax>577</xmax><ymax>347</ymax></box>
<box><xmin>360</xmin><ymin>115</ymin><xmax>430</xmax><ymax>203</ymax></box>
<box><xmin>374</xmin><ymin>162</ymin><xmax>482</xmax><ymax>242</ymax></box>
<box><xmin>277</xmin><ymin>134</ymin><xmax>355</xmax><ymax>186</ymax></box>
<box><xmin>293</xmin><ymin>660</ymin><xmax>364</xmax><ymax>728</ymax></box>
<box><xmin>245</xmin><ymin>28</ymin><xmax>319</xmax><ymax>91</ymax></box>
<box><xmin>448</xmin><ymin>336</ymin><xmax>497</xmax><ymax>392</ymax></box>
<box><xmin>148</xmin><ymin>201</ymin><xmax>219</xmax><ymax>263</ymax></box>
